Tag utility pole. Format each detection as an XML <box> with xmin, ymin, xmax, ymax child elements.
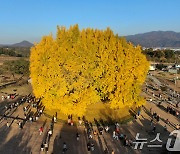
<box><xmin>174</xmin><ymin>50</ymin><xmax>178</xmax><ymax>90</ymax></box>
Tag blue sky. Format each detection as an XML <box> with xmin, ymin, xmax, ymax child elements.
<box><xmin>0</xmin><ymin>0</ymin><xmax>180</xmax><ymax>44</ymax></box>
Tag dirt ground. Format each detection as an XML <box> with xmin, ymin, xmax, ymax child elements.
<box><xmin>0</xmin><ymin>71</ymin><xmax>179</xmax><ymax>154</ymax></box>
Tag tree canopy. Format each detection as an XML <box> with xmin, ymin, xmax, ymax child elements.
<box><xmin>143</xmin><ymin>48</ymin><xmax>177</xmax><ymax>62</ymax></box>
<box><xmin>30</xmin><ymin>25</ymin><xmax>149</xmax><ymax>116</ymax></box>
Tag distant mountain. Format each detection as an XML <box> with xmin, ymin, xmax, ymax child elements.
<box><xmin>11</xmin><ymin>40</ymin><xmax>33</xmax><ymax>47</ymax></box>
<box><xmin>125</xmin><ymin>31</ymin><xmax>180</xmax><ymax>47</ymax></box>
<box><xmin>0</xmin><ymin>44</ymin><xmax>9</xmax><ymax>47</ymax></box>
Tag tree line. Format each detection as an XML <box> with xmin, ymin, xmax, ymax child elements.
<box><xmin>143</xmin><ymin>48</ymin><xmax>179</xmax><ymax>63</ymax></box>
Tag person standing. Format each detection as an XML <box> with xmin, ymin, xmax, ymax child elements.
<box><xmin>113</xmin><ymin>131</ymin><xmax>118</xmax><ymax>140</ymax></box>
<box><xmin>150</xmin><ymin>119</ymin><xmax>153</xmax><ymax>126</ymax></box>
<box><xmin>105</xmin><ymin>126</ymin><xmax>110</xmax><ymax>132</ymax></box>
<box><xmin>164</xmin><ymin>125</ymin><xmax>167</xmax><ymax>131</ymax></box>
<box><xmin>48</xmin><ymin>129</ymin><xmax>53</xmax><ymax>137</ymax></box>
<box><xmin>44</xmin><ymin>142</ymin><xmax>48</xmax><ymax>152</ymax></box>
<box><xmin>88</xmin><ymin>133</ymin><xmax>93</xmax><ymax>139</ymax></box>
<box><xmin>150</xmin><ymin>107</ymin><xmax>152</xmax><ymax>113</ymax></box>
<box><xmin>68</xmin><ymin>118</ymin><xmax>71</xmax><ymax>125</ymax></box>
<box><xmin>39</xmin><ymin>126</ymin><xmax>43</xmax><ymax>135</ymax></box>
<box><xmin>71</xmin><ymin>120</ymin><xmax>74</xmax><ymax>126</ymax></box>
<box><xmin>76</xmin><ymin>132</ymin><xmax>80</xmax><ymax>141</ymax></box>
<box><xmin>93</xmin><ymin>130</ymin><xmax>97</xmax><ymax>137</ymax></box>
<box><xmin>2</xmin><ymin>96</ymin><xmax>4</xmax><ymax>101</ymax></box>
<box><xmin>78</xmin><ymin>117</ymin><xmax>82</xmax><ymax>125</ymax></box>
<box><xmin>18</xmin><ymin>121</ymin><xmax>22</xmax><ymax>129</ymax></box>
<box><xmin>99</xmin><ymin>126</ymin><xmax>103</xmax><ymax>135</ymax></box>
<box><xmin>156</xmin><ymin>115</ymin><xmax>160</xmax><ymax>122</ymax></box>
<box><xmin>87</xmin><ymin>142</ymin><xmax>91</xmax><ymax>151</ymax></box>
<box><xmin>7</xmin><ymin>121</ymin><xmax>10</xmax><ymax>127</ymax></box>
<box><xmin>137</xmin><ymin>110</ymin><xmax>141</xmax><ymax>116</ymax></box>
<box><xmin>91</xmin><ymin>142</ymin><xmax>95</xmax><ymax>151</ymax></box>
<box><xmin>176</xmin><ymin>124</ymin><xmax>179</xmax><ymax>130</ymax></box>
<box><xmin>54</xmin><ymin>116</ymin><xmax>57</xmax><ymax>123</ymax></box>
<box><xmin>152</xmin><ymin>126</ymin><xmax>156</xmax><ymax>132</ymax></box>
<box><xmin>40</xmin><ymin>143</ymin><xmax>44</xmax><ymax>151</ymax></box>
<box><xmin>63</xmin><ymin>142</ymin><xmax>67</xmax><ymax>153</ymax></box>
<box><xmin>29</xmin><ymin>116</ymin><xmax>32</xmax><ymax>122</ymax></box>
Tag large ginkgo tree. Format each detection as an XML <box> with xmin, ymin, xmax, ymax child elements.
<box><xmin>30</xmin><ymin>25</ymin><xmax>149</xmax><ymax>116</ymax></box>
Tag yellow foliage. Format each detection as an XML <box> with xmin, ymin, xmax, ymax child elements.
<box><xmin>30</xmin><ymin>25</ymin><xmax>149</xmax><ymax>116</ymax></box>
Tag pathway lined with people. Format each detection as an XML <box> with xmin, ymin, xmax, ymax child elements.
<box><xmin>0</xmin><ymin>74</ymin><xmax>179</xmax><ymax>154</ymax></box>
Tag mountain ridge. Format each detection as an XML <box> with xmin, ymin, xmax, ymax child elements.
<box><xmin>11</xmin><ymin>40</ymin><xmax>33</xmax><ymax>47</ymax></box>
<box><xmin>125</xmin><ymin>31</ymin><xmax>180</xmax><ymax>47</ymax></box>
<box><xmin>0</xmin><ymin>40</ymin><xmax>33</xmax><ymax>47</ymax></box>
<box><xmin>1</xmin><ymin>31</ymin><xmax>180</xmax><ymax>48</ymax></box>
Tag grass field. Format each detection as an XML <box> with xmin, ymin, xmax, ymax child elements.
<box><xmin>0</xmin><ymin>56</ymin><xmax>23</xmax><ymax>66</ymax></box>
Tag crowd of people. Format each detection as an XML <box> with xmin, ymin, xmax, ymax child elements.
<box><xmin>84</xmin><ymin>120</ymin><xmax>97</xmax><ymax>152</ymax></box>
<box><xmin>0</xmin><ymin>77</ymin><xmax>179</xmax><ymax>154</ymax></box>
<box><xmin>166</xmin><ymin>106</ymin><xmax>179</xmax><ymax>117</ymax></box>
<box><xmin>1</xmin><ymin>93</ymin><xmax>17</xmax><ymax>101</ymax></box>
<box><xmin>152</xmin><ymin>111</ymin><xmax>160</xmax><ymax>122</ymax></box>
<box><xmin>112</xmin><ymin>122</ymin><xmax>133</xmax><ymax>147</ymax></box>
<box><xmin>83</xmin><ymin>118</ymin><xmax>134</xmax><ymax>153</ymax></box>
<box><xmin>40</xmin><ymin>114</ymin><xmax>56</xmax><ymax>152</ymax></box>
<box><xmin>1</xmin><ymin>93</ymin><xmax>45</xmax><ymax>130</ymax></box>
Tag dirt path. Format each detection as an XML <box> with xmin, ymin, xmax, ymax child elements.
<box><xmin>0</xmin><ymin>72</ymin><xmax>179</xmax><ymax>154</ymax></box>
<box><xmin>0</xmin><ymin>100</ymin><xmax>179</xmax><ymax>154</ymax></box>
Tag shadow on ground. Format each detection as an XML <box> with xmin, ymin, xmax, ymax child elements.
<box><xmin>0</xmin><ymin>123</ymin><xmax>32</xmax><ymax>154</ymax></box>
